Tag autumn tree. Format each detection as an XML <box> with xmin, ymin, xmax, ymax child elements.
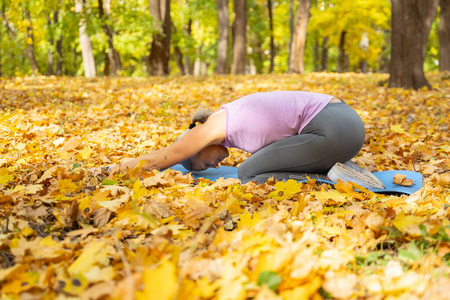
<box><xmin>0</xmin><ymin>0</ymin><xmax>40</xmax><ymax>74</ymax></box>
<box><xmin>321</xmin><ymin>36</ymin><xmax>328</xmax><ymax>71</ymax></box>
<box><xmin>231</xmin><ymin>0</ymin><xmax>246</xmax><ymax>74</ymax></box>
<box><xmin>247</xmin><ymin>0</ymin><xmax>267</xmax><ymax>74</ymax></box>
<box><xmin>439</xmin><ymin>0</ymin><xmax>450</xmax><ymax>71</ymax></box>
<box><xmin>337</xmin><ymin>30</ymin><xmax>348</xmax><ymax>73</ymax></box>
<box><xmin>147</xmin><ymin>0</ymin><xmax>171</xmax><ymax>76</ymax></box>
<box><xmin>308</xmin><ymin>0</ymin><xmax>390</xmax><ymax>73</ymax></box>
<box><xmin>24</xmin><ymin>5</ymin><xmax>40</xmax><ymax>74</ymax></box>
<box><xmin>216</xmin><ymin>0</ymin><xmax>229</xmax><ymax>74</ymax></box>
<box><xmin>172</xmin><ymin>23</ymin><xmax>186</xmax><ymax>75</ymax></box>
<box><xmin>98</xmin><ymin>0</ymin><xmax>122</xmax><ymax>76</ymax></box>
<box><xmin>46</xmin><ymin>9</ymin><xmax>62</xmax><ymax>75</ymax></box>
<box><xmin>289</xmin><ymin>0</ymin><xmax>311</xmax><ymax>74</ymax></box>
<box><xmin>389</xmin><ymin>0</ymin><xmax>438</xmax><ymax>89</ymax></box>
<box><xmin>267</xmin><ymin>0</ymin><xmax>275</xmax><ymax>72</ymax></box>
<box><xmin>75</xmin><ymin>0</ymin><xmax>96</xmax><ymax>78</ymax></box>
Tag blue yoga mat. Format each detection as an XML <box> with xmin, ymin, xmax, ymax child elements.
<box><xmin>169</xmin><ymin>165</ymin><xmax>423</xmax><ymax>195</ymax></box>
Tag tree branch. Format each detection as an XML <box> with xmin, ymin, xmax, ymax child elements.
<box><xmin>0</xmin><ymin>11</ymin><xmax>17</xmax><ymax>38</ymax></box>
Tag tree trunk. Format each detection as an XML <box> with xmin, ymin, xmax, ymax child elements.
<box><xmin>1</xmin><ymin>12</ymin><xmax>16</xmax><ymax>76</ymax></box>
<box><xmin>46</xmin><ymin>15</ymin><xmax>55</xmax><ymax>75</ymax></box>
<box><xmin>1</xmin><ymin>9</ymin><xmax>41</xmax><ymax>75</ymax></box>
<box><xmin>174</xmin><ymin>46</ymin><xmax>185</xmax><ymax>75</ymax></box>
<box><xmin>148</xmin><ymin>0</ymin><xmax>171</xmax><ymax>76</ymax></box>
<box><xmin>55</xmin><ymin>40</ymin><xmax>64</xmax><ymax>75</ymax></box>
<box><xmin>289</xmin><ymin>0</ymin><xmax>311</xmax><ymax>74</ymax></box>
<box><xmin>288</xmin><ymin>0</ymin><xmax>294</xmax><ymax>65</ymax></box>
<box><xmin>171</xmin><ymin>22</ymin><xmax>185</xmax><ymax>75</ymax></box>
<box><xmin>379</xmin><ymin>30</ymin><xmax>389</xmax><ymax>73</ymax></box>
<box><xmin>216</xmin><ymin>0</ymin><xmax>229</xmax><ymax>74</ymax></box>
<box><xmin>75</xmin><ymin>0</ymin><xmax>97</xmax><ymax>78</ymax></box>
<box><xmin>24</xmin><ymin>10</ymin><xmax>40</xmax><ymax>75</ymax></box>
<box><xmin>98</xmin><ymin>0</ymin><xmax>122</xmax><ymax>76</ymax></box>
<box><xmin>439</xmin><ymin>0</ymin><xmax>450</xmax><ymax>71</ymax></box>
<box><xmin>231</xmin><ymin>0</ymin><xmax>246</xmax><ymax>74</ymax></box>
<box><xmin>359</xmin><ymin>32</ymin><xmax>369</xmax><ymax>73</ymax></box>
<box><xmin>337</xmin><ymin>30</ymin><xmax>348</xmax><ymax>73</ymax></box>
<box><xmin>268</xmin><ymin>0</ymin><xmax>275</xmax><ymax>73</ymax></box>
<box><xmin>321</xmin><ymin>36</ymin><xmax>328</xmax><ymax>71</ymax></box>
<box><xmin>184</xmin><ymin>19</ymin><xmax>192</xmax><ymax>74</ymax></box>
<box><xmin>389</xmin><ymin>0</ymin><xmax>438</xmax><ymax>89</ymax></box>
<box><xmin>104</xmin><ymin>52</ymin><xmax>110</xmax><ymax>75</ymax></box>
<box><xmin>53</xmin><ymin>9</ymin><xmax>63</xmax><ymax>76</ymax></box>
<box><xmin>314</xmin><ymin>36</ymin><xmax>319</xmax><ymax>72</ymax></box>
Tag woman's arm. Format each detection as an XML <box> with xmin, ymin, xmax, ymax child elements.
<box><xmin>110</xmin><ymin>109</ymin><xmax>227</xmax><ymax>172</ymax></box>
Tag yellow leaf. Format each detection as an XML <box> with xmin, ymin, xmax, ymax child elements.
<box><xmin>32</xmin><ymin>236</ymin><xmax>70</xmax><ymax>259</ymax></box>
<box><xmin>39</xmin><ymin>235</ymin><xmax>60</xmax><ymax>248</ymax></box>
<box><xmin>21</xmin><ymin>226</ymin><xmax>35</xmax><ymax>237</ymax></box>
<box><xmin>438</xmin><ymin>145</ymin><xmax>450</xmax><ymax>153</ymax></box>
<box><xmin>80</xmin><ymin>147</ymin><xmax>93</xmax><ymax>160</ymax></box>
<box><xmin>392</xmin><ymin>212</ymin><xmax>424</xmax><ymax>236</ymax></box>
<box><xmin>390</xmin><ymin>124</ymin><xmax>406</xmax><ymax>134</ymax></box>
<box><xmin>0</xmin><ymin>270</ymin><xmax>40</xmax><ymax>294</ymax></box>
<box><xmin>0</xmin><ymin>264</ymin><xmax>24</xmax><ymax>281</ymax></box>
<box><xmin>279</xmin><ymin>276</ymin><xmax>322</xmax><ymax>299</ymax></box>
<box><xmin>218</xmin><ymin>280</ymin><xmax>246</xmax><ymax>300</ymax></box>
<box><xmin>136</xmin><ymin>260</ymin><xmax>178</xmax><ymax>300</ymax></box>
<box><xmin>311</xmin><ymin>190</ymin><xmax>348</xmax><ymax>205</ymax></box>
<box><xmin>79</xmin><ymin>196</ymin><xmax>94</xmax><ymax>213</ymax></box>
<box><xmin>68</xmin><ymin>241</ymin><xmax>106</xmax><ymax>275</ymax></box>
<box><xmin>16</xmin><ymin>142</ymin><xmax>26</xmax><ymax>150</ymax></box>
<box><xmin>92</xmin><ymin>189</ymin><xmax>111</xmax><ymax>202</ymax></box>
<box><xmin>132</xmin><ymin>179</ymin><xmax>149</xmax><ymax>201</ymax></box>
<box><xmin>237</xmin><ymin>211</ymin><xmax>262</xmax><ymax>229</ymax></box>
<box><xmin>24</xmin><ymin>184</ymin><xmax>43</xmax><ymax>195</ymax></box>
<box><xmin>63</xmin><ymin>274</ymin><xmax>89</xmax><ymax>296</ymax></box>
<box><xmin>430</xmin><ymin>47</ymin><xmax>438</xmax><ymax>56</ymax></box>
<box><xmin>268</xmin><ymin>179</ymin><xmax>302</xmax><ymax>200</ymax></box>
<box><xmin>98</xmin><ymin>193</ymin><xmax>130</xmax><ymax>212</ymax></box>
<box><xmin>36</xmin><ymin>166</ymin><xmax>58</xmax><ymax>183</ymax></box>
<box><xmin>53</xmin><ymin>137</ymin><xmax>66</xmax><ymax>147</ymax></box>
<box><xmin>11</xmin><ymin>185</ymin><xmax>25</xmax><ymax>193</ymax></box>
<box><xmin>0</xmin><ymin>168</ymin><xmax>14</xmax><ymax>185</ymax></box>
<box><xmin>61</xmin><ymin>137</ymin><xmax>81</xmax><ymax>152</ymax></box>
<box><xmin>84</xmin><ymin>266</ymin><xmax>116</xmax><ymax>282</ymax></box>
<box><xmin>58</xmin><ymin>179</ymin><xmax>79</xmax><ymax>193</ymax></box>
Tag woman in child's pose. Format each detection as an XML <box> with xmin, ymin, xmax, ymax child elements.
<box><xmin>107</xmin><ymin>91</ymin><xmax>365</xmax><ymax>184</ymax></box>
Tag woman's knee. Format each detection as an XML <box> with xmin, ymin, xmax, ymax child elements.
<box><xmin>237</xmin><ymin>161</ymin><xmax>255</xmax><ymax>182</ymax></box>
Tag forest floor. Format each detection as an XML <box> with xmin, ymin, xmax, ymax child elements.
<box><xmin>0</xmin><ymin>73</ymin><xmax>449</xmax><ymax>299</ymax></box>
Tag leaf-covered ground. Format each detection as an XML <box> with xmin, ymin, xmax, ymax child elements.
<box><xmin>0</xmin><ymin>73</ymin><xmax>449</xmax><ymax>300</ymax></box>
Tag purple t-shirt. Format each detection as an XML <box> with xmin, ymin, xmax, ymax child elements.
<box><xmin>220</xmin><ymin>91</ymin><xmax>333</xmax><ymax>153</ymax></box>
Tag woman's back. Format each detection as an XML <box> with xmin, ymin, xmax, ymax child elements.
<box><xmin>221</xmin><ymin>91</ymin><xmax>333</xmax><ymax>153</ymax></box>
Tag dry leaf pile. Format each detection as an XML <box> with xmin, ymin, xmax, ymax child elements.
<box><xmin>0</xmin><ymin>73</ymin><xmax>449</xmax><ymax>299</ymax></box>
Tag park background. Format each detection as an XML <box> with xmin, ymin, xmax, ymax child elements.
<box><xmin>1</xmin><ymin>0</ymin><xmax>450</xmax><ymax>299</ymax></box>
<box><xmin>0</xmin><ymin>0</ymin><xmax>449</xmax><ymax>89</ymax></box>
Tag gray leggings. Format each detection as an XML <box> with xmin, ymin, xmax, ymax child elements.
<box><xmin>238</xmin><ymin>101</ymin><xmax>365</xmax><ymax>183</ymax></box>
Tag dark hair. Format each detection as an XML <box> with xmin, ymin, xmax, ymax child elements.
<box><xmin>180</xmin><ymin>157</ymin><xmax>192</xmax><ymax>171</ymax></box>
<box><xmin>178</xmin><ymin>106</ymin><xmax>213</xmax><ymax>171</ymax></box>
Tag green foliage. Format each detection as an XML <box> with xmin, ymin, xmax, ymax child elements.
<box><xmin>257</xmin><ymin>270</ymin><xmax>282</xmax><ymax>291</ymax></box>
<box><xmin>308</xmin><ymin>0</ymin><xmax>391</xmax><ymax>72</ymax></box>
<box><xmin>398</xmin><ymin>241</ymin><xmax>423</xmax><ymax>263</ymax></box>
<box><xmin>0</xmin><ymin>0</ymin><xmax>444</xmax><ymax>76</ymax></box>
<box><xmin>425</xmin><ymin>18</ymin><xmax>440</xmax><ymax>72</ymax></box>
<box><xmin>102</xmin><ymin>178</ymin><xmax>119</xmax><ymax>185</ymax></box>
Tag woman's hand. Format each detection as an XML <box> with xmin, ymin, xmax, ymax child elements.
<box><xmin>89</xmin><ymin>164</ymin><xmax>118</xmax><ymax>176</ymax></box>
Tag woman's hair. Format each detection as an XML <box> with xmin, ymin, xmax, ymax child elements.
<box><xmin>189</xmin><ymin>106</ymin><xmax>212</xmax><ymax>127</ymax></box>
<box><xmin>179</xmin><ymin>106</ymin><xmax>212</xmax><ymax>171</ymax></box>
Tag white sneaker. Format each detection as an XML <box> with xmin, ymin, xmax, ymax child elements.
<box><xmin>327</xmin><ymin>161</ymin><xmax>386</xmax><ymax>190</ymax></box>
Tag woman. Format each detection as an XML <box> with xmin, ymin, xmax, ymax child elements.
<box><xmin>106</xmin><ymin>91</ymin><xmax>365</xmax><ymax>184</ymax></box>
